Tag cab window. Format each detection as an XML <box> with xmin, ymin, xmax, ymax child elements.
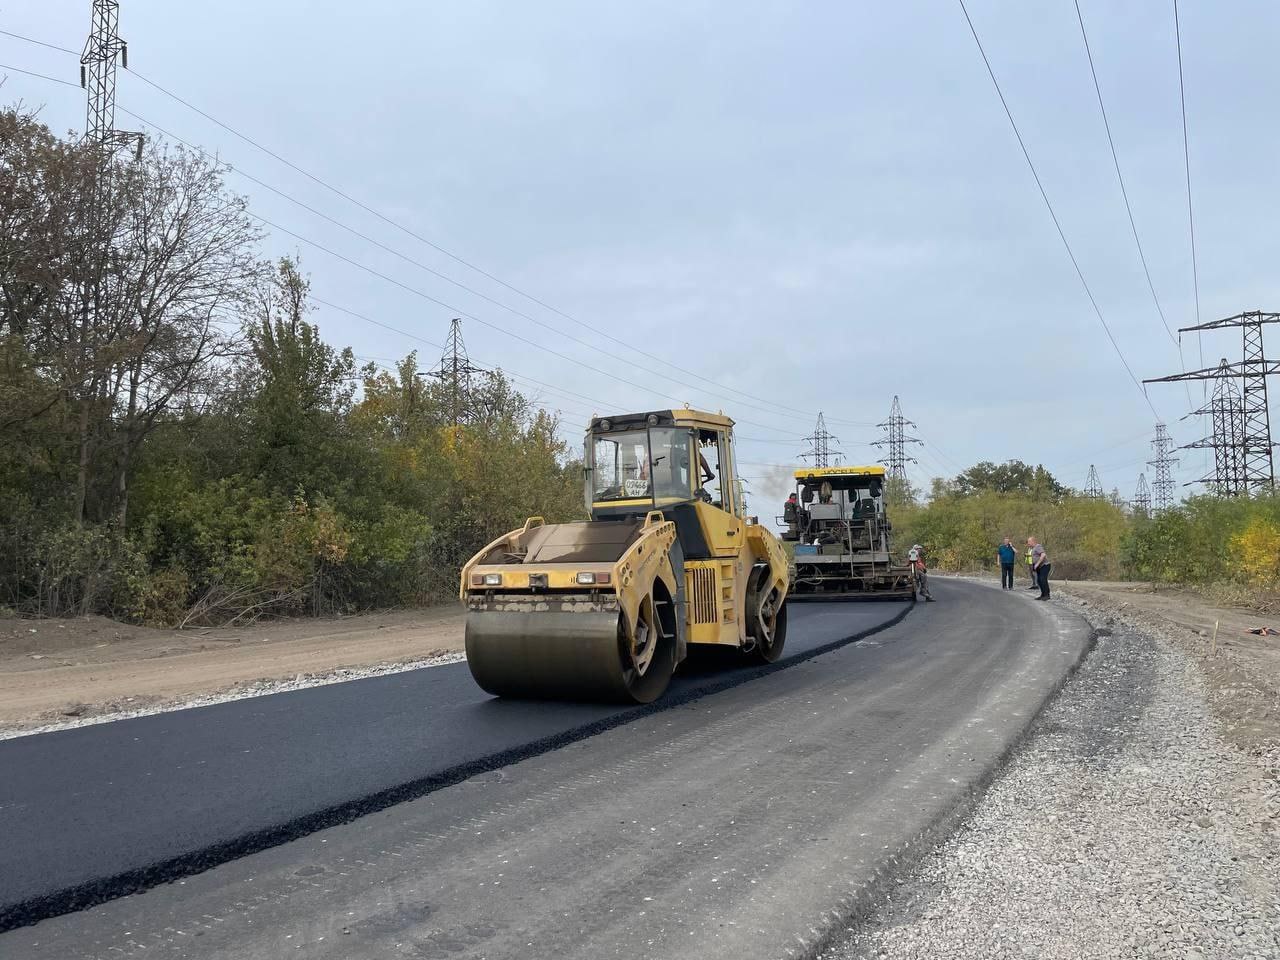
<box><xmin>590</xmin><ymin>427</ymin><xmax>695</xmax><ymax>504</ymax></box>
<box><xmin>650</xmin><ymin>427</ymin><xmax>694</xmax><ymax>502</ymax></box>
<box><xmin>591</xmin><ymin>430</ymin><xmax>648</xmax><ymax>501</ymax></box>
<box><xmin>696</xmin><ymin>428</ymin><xmax>736</xmax><ymax>514</ymax></box>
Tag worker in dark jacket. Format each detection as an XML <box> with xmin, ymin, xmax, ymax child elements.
<box><xmin>1028</xmin><ymin>537</ymin><xmax>1052</xmax><ymax>599</ymax></box>
<box><xmin>997</xmin><ymin>537</ymin><xmax>1017</xmax><ymax>590</ymax></box>
<box><xmin>784</xmin><ymin>493</ymin><xmax>798</xmax><ymax>521</ymax></box>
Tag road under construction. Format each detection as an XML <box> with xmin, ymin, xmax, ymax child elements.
<box><xmin>0</xmin><ymin>406</ymin><xmax>1098</xmax><ymax>956</ymax></box>
<box><xmin>0</xmin><ymin>580</ymin><xmax>1095</xmax><ymax>958</ymax></box>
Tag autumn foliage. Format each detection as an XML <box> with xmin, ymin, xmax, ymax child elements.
<box><xmin>0</xmin><ymin>110</ymin><xmax>583</xmax><ymax>623</ymax></box>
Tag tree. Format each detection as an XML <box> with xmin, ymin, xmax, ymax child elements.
<box><xmin>952</xmin><ymin>460</ymin><xmax>1064</xmax><ymax>500</ymax></box>
<box><xmin>240</xmin><ymin>257</ymin><xmax>364</xmax><ymax>492</ymax></box>
<box><xmin>102</xmin><ymin>142</ymin><xmax>261</xmax><ymax>525</ymax></box>
<box><xmin>0</xmin><ymin>107</ymin><xmax>589</xmax><ymax>622</ymax></box>
<box><xmin>0</xmin><ymin>112</ymin><xmax>261</xmax><ymax>525</ymax></box>
<box><xmin>883</xmin><ymin>474</ymin><xmax>918</xmax><ymax>507</ymax></box>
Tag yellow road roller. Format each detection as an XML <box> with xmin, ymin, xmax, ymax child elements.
<box><xmin>459</xmin><ymin>408</ymin><xmax>790</xmax><ymax>703</ymax></box>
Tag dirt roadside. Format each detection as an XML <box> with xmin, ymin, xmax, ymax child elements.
<box><xmin>948</xmin><ymin>575</ymin><xmax>1278</xmax><ymax>755</ymax></box>
<box><xmin>0</xmin><ymin>606</ymin><xmax>465</xmax><ymax>736</ymax></box>
<box><xmin>1060</xmin><ymin>580</ymin><xmax>1280</xmax><ymax>756</ymax></box>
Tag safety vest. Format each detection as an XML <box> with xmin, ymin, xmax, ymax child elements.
<box><xmin>1025</xmin><ymin>550</ymin><xmax>1033</xmax><ymax>566</ymax></box>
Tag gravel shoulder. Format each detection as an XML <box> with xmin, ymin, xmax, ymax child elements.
<box><xmin>0</xmin><ymin>606</ymin><xmax>465</xmax><ymax>736</ymax></box>
<box><xmin>1063</xmin><ymin>581</ymin><xmax>1280</xmax><ymax>757</ymax></box>
<box><xmin>822</xmin><ymin>589</ymin><xmax>1280</xmax><ymax>960</ymax></box>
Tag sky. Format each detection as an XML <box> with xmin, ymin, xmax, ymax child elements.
<box><xmin>5</xmin><ymin>1</ymin><xmax>1280</xmax><ymax>515</ymax></box>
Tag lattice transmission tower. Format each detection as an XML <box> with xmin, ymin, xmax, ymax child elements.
<box><xmin>1179</xmin><ymin>359</ymin><xmax>1248</xmax><ymax>496</ymax></box>
<box><xmin>801</xmin><ymin>412</ymin><xmax>842</xmax><ymax>468</ymax></box>
<box><xmin>1147</xmin><ymin>423</ymin><xmax>1179</xmax><ymax>513</ymax></box>
<box><xmin>430</xmin><ymin>318</ymin><xmax>483</xmax><ymax>425</ymax></box>
<box><xmin>1145</xmin><ymin>310</ymin><xmax>1279</xmax><ymax>492</ymax></box>
<box><xmin>874</xmin><ymin>396</ymin><xmax>921</xmax><ymax>479</ymax></box>
<box><xmin>1084</xmin><ymin>465</ymin><xmax>1103</xmax><ymax>499</ymax></box>
<box><xmin>80</xmin><ymin>0</ymin><xmax>142</xmax><ymax>157</ymax></box>
<box><xmin>1131</xmin><ymin>473</ymin><xmax>1152</xmax><ymax>516</ymax></box>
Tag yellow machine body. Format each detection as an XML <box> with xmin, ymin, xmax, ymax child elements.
<box><xmin>459</xmin><ymin>409</ymin><xmax>790</xmax><ymax>702</ymax></box>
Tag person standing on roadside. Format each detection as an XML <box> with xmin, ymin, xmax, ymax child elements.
<box><xmin>1027</xmin><ymin>536</ymin><xmax>1051</xmax><ymax>600</ymax></box>
<box><xmin>1025</xmin><ymin>542</ymin><xmax>1037</xmax><ymax>590</ymax></box>
<box><xmin>997</xmin><ymin>537</ymin><xmax>1017</xmax><ymax>590</ymax></box>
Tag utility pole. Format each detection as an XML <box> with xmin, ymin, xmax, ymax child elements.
<box><xmin>1084</xmin><ymin>465</ymin><xmax>1103</xmax><ymax>499</ymax></box>
<box><xmin>1179</xmin><ymin>359</ymin><xmax>1248</xmax><ymax>496</ymax></box>
<box><xmin>1131</xmin><ymin>473</ymin><xmax>1151</xmax><ymax>516</ymax></box>
<box><xmin>801</xmin><ymin>412</ymin><xmax>842</xmax><ymax>468</ymax></box>
<box><xmin>1147</xmin><ymin>423</ymin><xmax>1179</xmax><ymax>513</ymax></box>
<box><xmin>430</xmin><ymin>318</ymin><xmax>482</xmax><ymax>425</ymax></box>
<box><xmin>1144</xmin><ymin>310</ymin><xmax>1279</xmax><ymax>492</ymax></box>
<box><xmin>874</xmin><ymin>396</ymin><xmax>921</xmax><ymax>479</ymax></box>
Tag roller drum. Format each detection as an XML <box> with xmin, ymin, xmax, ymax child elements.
<box><xmin>465</xmin><ymin>595</ymin><xmax>676</xmax><ymax>704</ymax></box>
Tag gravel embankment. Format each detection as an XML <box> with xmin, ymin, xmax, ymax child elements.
<box><xmin>822</xmin><ymin>597</ymin><xmax>1279</xmax><ymax>960</ymax></box>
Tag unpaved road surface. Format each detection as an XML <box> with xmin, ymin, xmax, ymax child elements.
<box><xmin>825</xmin><ymin>589</ymin><xmax>1280</xmax><ymax>960</ymax></box>
<box><xmin>1064</xmin><ymin>581</ymin><xmax>1280</xmax><ymax>757</ymax></box>
<box><xmin>1066</xmin><ymin>580</ymin><xmax>1280</xmax><ymax>692</ymax></box>
<box><xmin>0</xmin><ymin>607</ymin><xmax>465</xmax><ymax>733</ymax></box>
<box><xmin>1</xmin><ymin>579</ymin><xmax>1094</xmax><ymax>959</ymax></box>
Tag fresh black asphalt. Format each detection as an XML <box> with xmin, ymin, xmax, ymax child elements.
<box><xmin>0</xmin><ymin>598</ymin><xmax>909</xmax><ymax>929</ymax></box>
<box><xmin>1</xmin><ymin>579</ymin><xmax>1096</xmax><ymax>960</ymax></box>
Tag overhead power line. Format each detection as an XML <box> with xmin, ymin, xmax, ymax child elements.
<box><xmin>316</xmin><ymin>297</ymin><xmax>643</xmax><ymax>417</ymax></box>
<box><xmin>115</xmin><ymin>66</ymin><xmax>863</xmax><ymax>425</ymax></box>
<box><xmin>315</xmin><ymin>296</ymin><xmax>838</xmax><ymax>452</ymax></box>
<box><xmin>3</xmin><ymin>30</ymin><xmax>885</xmax><ymax>436</ymax></box>
<box><xmin>118</xmin><ymin>107</ymin><xmax>843</xmax><ymax>432</ymax></box>
<box><xmin>956</xmin><ymin>0</ymin><xmax>1159</xmax><ymax>420</ymax></box>
<box><xmin>1072</xmin><ymin>0</ymin><xmax>1193</xmax><ymax>413</ymax></box>
<box><xmin>0</xmin><ymin>27</ymin><xmax>869</xmax><ymax>427</ymax></box>
<box><xmin>1173</xmin><ymin>0</ymin><xmax>1204</xmax><ymax>379</ymax></box>
<box><xmin>0</xmin><ymin>61</ymin><xmax>80</xmax><ymax>88</ymax></box>
<box><xmin>248</xmin><ymin>210</ymin><xmax>827</xmax><ymax>437</ymax></box>
<box><xmin>1072</xmin><ymin>1</ymin><xmax>1177</xmax><ymax>349</ymax></box>
<box><xmin>0</xmin><ymin>28</ymin><xmax>78</xmax><ymax>56</ymax></box>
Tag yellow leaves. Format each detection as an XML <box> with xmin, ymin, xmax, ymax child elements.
<box><xmin>285</xmin><ymin>496</ymin><xmax>351</xmax><ymax>565</ymax></box>
<box><xmin>1230</xmin><ymin>518</ymin><xmax>1280</xmax><ymax>587</ymax></box>
<box><xmin>441</xmin><ymin>424</ymin><xmax>466</xmax><ymax>453</ymax></box>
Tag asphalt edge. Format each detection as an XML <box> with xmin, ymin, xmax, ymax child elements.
<box><xmin>0</xmin><ymin>598</ymin><xmax>915</xmax><ymax>932</ymax></box>
<box><xmin>795</xmin><ymin>589</ymin><xmax>1102</xmax><ymax>960</ymax></box>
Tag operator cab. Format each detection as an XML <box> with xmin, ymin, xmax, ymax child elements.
<box><xmin>585</xmin><ymin>409</ymin><xmax>744</xmax><ymax>560</ymax></box>
<box><xmin>781</xmin><ymin>466</ymin><xmax>887</xmax><ymax>544</ymax></box>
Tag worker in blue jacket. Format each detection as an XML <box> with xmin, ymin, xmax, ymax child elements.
<box><xmin>997</xmin><ymin>537</ymin><xmax>1017</xmax><ymax>590</ymax></box>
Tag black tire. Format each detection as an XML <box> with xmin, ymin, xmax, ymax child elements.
<box><xmin>758</xmin><ymin>598</ymin><xmax>787</xmax><ymax>662</ymax></box>
<box><xmin>615</xmin><ymin>596</ymin><xmax>677</xmax><ymax>704</ymax></box>
<box><xmin>746</xmin><ymin>566</ymin><xmax>787</xmax><ymax>663</ymax></box>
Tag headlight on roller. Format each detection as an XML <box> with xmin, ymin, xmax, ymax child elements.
<box><xmin>482</xmin><ymin>573</ymin><xmax>502</xmax><ymax>586</ymax></box>
<box><xmin>576</xmin><ymin>572</ymin><xmax>611</xmax><ymax>585</ymax></box>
